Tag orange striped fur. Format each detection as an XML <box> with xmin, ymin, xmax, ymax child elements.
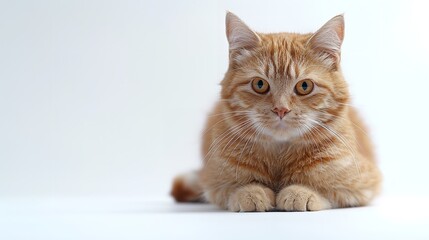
<box><xmin>171</xmin><ymin>12</ymin><xmax>381</xmax><ymax>211</ymax></box>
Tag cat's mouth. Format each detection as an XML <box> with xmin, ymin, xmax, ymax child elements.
<box><xmin>261</xmin><ymin>119</ymin><xmax>302</xmax><ymax>141</ymax></box>
<box><xmin>271</xmin><ymin>120</ymin><xmax>289</xmax><ymax>129</ymax></box>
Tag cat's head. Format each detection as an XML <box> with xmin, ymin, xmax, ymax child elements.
<box><xmin>221</xmin><ymin>12</ymin><xmax>349</xmax><ymax>142</ymax></box>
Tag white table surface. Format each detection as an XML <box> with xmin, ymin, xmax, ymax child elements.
<box><xmin>1</xmin><ymin>195</ymin><xmax>428</xmax><ymax>240</ymax></box>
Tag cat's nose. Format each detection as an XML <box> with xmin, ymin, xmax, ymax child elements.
<box><xmin>271</xmin><ymin>107</ymin><xmax>291</xmax><ymax>119</ymax></box>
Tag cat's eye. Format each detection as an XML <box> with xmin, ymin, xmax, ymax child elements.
<box><xmin>251</xmin><ymin>78</ymin><xmax>270</xmax><ymax>94</ymax></box>
<box><xmin>295</xmin><ymin>79</ymin><xmax>314</xmax><ymax>95</ymax></box>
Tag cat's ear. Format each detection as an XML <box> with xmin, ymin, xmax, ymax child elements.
<box><xmin>226</xmin><ymin>12</ymin><xmax>261</xmax><ymax>51</ymax></box>
<box><xmin>307</xmin><ymin>15</ymin><xmax>345</xmax><ymax>69</ymax></box>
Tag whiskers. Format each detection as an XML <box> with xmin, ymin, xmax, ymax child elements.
<box><xmin>304</xmin><ymin>117</ymin><xmax>361</xmax><ymax>176</ymax></box>
<box><xmin>203</xmin><ymin>107</ymin><xmax>362</xmax><ymax>179</ymax></box>
<box><xmin>203</xmin><ymin>116</ymin><xmax>252</xmax><ymax>164</ymax></box>
<box><xmin>202</xmin><ymin>111</ymin><xmax>254</xmax><ymax>137</ymax></box>
<box><xmin>203</xmin><ymin>112</ymin><xmax>264</xmax><ymax>168</ymax></box>
<box><xmin>203</xmin><ymin>111</ymin><xmax>268</xmax><ymax>181</ymax></box>
<box><xmin>319</xmin><ymin>110</ymin><xmax>370</xmax><ymax>137</ymax></box>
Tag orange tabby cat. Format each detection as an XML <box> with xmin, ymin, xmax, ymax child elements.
<box><xmin>171</xmin><ymin>12</ymin><xmax>381</xmax><ymax>211</ymax></box>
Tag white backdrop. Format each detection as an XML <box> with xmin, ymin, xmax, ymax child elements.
<box><xmin>1</xmin><ymin>0</ymin><xmax>428</xmax><ymax>199</ymax></box>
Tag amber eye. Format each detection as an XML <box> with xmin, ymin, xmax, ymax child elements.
<box><xmin>295</xmin><ymin>79</ymin><xmax>314</xmax><ymax>95</ymax></box>
<box><xmin>251</xmin><ymin>78</ymin><xmax>270</xmax><ymax>94</ymax></box>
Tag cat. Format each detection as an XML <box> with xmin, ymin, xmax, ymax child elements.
<box><xmin>171</xmin><ymin>12</ymin><xmax>382</xmax><ymax>211</ymax></box>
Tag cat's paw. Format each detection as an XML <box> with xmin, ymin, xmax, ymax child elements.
<box><xmin>228</xmin><ymin>184</ymin><xmax>275</xmax><ymax>212</ymax></box>
<box><xmin>276</xmin><ymin>185</ymin><xmax>331</xmax><ymax>211</ymax></box>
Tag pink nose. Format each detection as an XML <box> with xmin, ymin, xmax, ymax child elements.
<box><xmin>271</xmin><ymin>107</ymin><xmax>291</xmax><ymax>119</ymax></box>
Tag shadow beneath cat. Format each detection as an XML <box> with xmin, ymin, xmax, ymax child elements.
<box><xmin>110</xmin><ymin>201</ymin><xmax>370</xmax><ymax>214</ymax></box>
<box><xmin>110</xmin><ymin>202</ymin><xmax>226</xmax><ymax>214</ymax></box>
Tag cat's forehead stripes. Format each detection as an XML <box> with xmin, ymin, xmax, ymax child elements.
<box><xmin>231</xmin><ymin>33</ymin><xmax>310</xmax><ymax>83</ymax></box>
<box><xmin>258</xmin><ymin>33</ymin><xmax>309</xmax><ymax>81</ymax></box>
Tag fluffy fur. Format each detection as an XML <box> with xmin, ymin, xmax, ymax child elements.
<box><xmin>171</xmin><ymin>12</ymin><xmax>381</xmax><ymax>211</ymax></box>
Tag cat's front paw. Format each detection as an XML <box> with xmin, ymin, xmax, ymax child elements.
<box><xmin>228</xmin><ymin>184</ymin><xmax>275</xmax><ymax>212</ymax></box>
<box><xmin>276</xmin><ymin>185</ymin><xmax>331</xmax><ymax>211</ymax></box>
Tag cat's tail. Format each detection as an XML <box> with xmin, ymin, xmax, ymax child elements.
<box><xmin>170</xmin><ymin>170</ymin><xmax>205</xmax><ymax>202</ymax></box>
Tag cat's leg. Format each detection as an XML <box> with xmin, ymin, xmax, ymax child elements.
<box><xmin>228</xmin><ymin>184</ymin><xmax>276</xmax><ymax>212</ymax></box>
<box><xmin>205</xmin><ymin>182</ymin><xmax>275</xmax><ymax>212</ymax></box>
<box><xmin>276</xmin><ymin>161</ymin><xmax>381</xmax><ymax>211</ymax></box>
<box><xmin>276</xmin><ymin>185</ymin><xmax>331</xmax><ymax>211</ymax></box>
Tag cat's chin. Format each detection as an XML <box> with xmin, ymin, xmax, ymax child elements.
<box><xmin>269</xmin><ymin>132</ymin><xmax>300</xmax><ymax>142</ymax></box>
<box><xmin>263</xmin><ymin>124</ymin><xmax>301</xmax><ymax>142</ymax></box>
